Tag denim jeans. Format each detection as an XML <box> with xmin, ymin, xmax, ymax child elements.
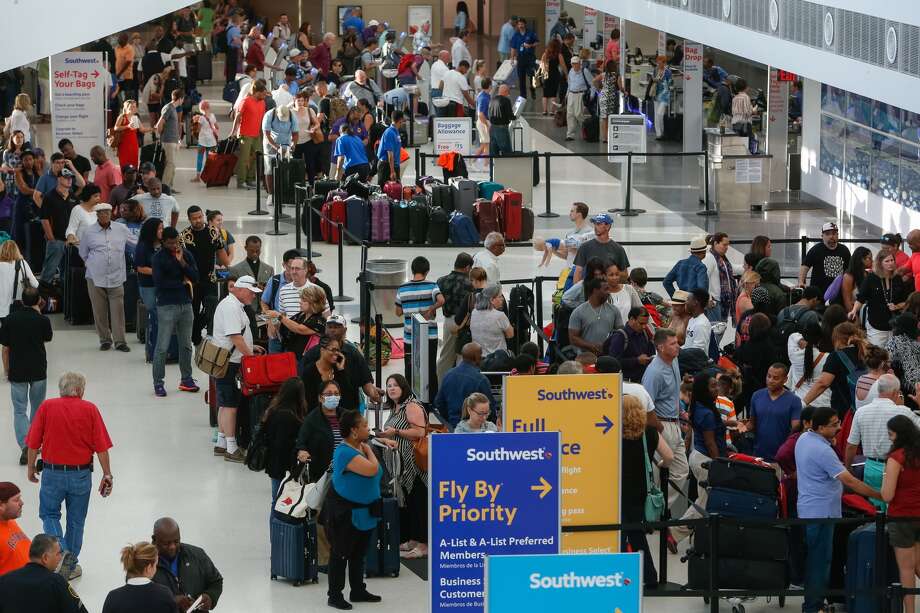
<box><xmin>39</xmin><ymin>468</ymin><xmax>92</xmax><ymax>560</ymax></box>
<box><xmin>705</xmin><ymin>302</ymin><xmax>724</xmax><ymax>323</ymax></box>
<box><xmin>41</xmin><ymin>239</ymin><xmax>65</xmax><ymax>283</ymax></box>
<box><xmin>11</xmin><ymin>379</ymin><xmax>47</xmax><ymax>448</ymax></box>
<box><xmin>267</xmin><ymin>337</ymin><xmax>283</xmax><ymax>354</ymax></box>
<box><xmin>804</xmin><ymin>523</ymin><xmax>835</xmax><ymax>612</ymax></box>
<box><xmin>153</xmin><ymin>303</ymin><xmax>194</xmax><ymax>385</ymax></box>
<box><xmin>490</xmin><ymin>125</ymin><xmax>512</xmax><ymax>155</ymax></box>
<box><xmin>139</xmin><ymin>286</ymin><xmax>157</xmax><ymax>330</ymax></box>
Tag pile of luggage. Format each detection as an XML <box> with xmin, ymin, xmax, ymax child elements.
<box><xmin>303</xmin><ymin>175</ymin><xmax>534</xmax><ymax>247</ymax></box>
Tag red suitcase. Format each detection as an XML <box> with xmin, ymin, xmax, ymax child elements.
<box><xmin>383</xmin><ymin>181</ymin><xmax>402</xmax><ymax>201</ymax></box>
<box><xmin>493</xmin><ymin>189</ymin><xmax>523</xmax><ymax>241</ymax></box>
<box><xmin>200</xmin><ymin>152</ymin><xmax>238</xmax><ymax>187</ymax></box>
<box><xmin>321</xmin><ymin>198</ymin><xmax>347</xmax><ymax>244</ymax></box>
<box><xmin>240</xmin><ymin>352</ymin><xmax>298</xmax><ymax>397</ymax></box>
<box><xmin>473</xmin><ymin>198</ymin><xmax>502</xmax><ymax>241</ymax></box>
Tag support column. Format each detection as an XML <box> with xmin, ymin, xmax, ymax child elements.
<box><xmin>683</xmin><ymin>41</ymin><xmax>703</xmax><ymax>153</ymax></box>
<box><xmin>766</xmin><ymin>67</ymin><xmax>790</xmax><ymax>192</ymax></box>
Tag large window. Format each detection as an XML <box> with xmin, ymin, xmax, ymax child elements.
<box><xmin>820</xmin><ymin>84</ymin><xmax>920</xmax><ymax>210</ymax></box>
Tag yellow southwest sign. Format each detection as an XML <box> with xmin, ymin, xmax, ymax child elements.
<box><xmin>503</xmin><ymin>374</ymin><xmax>622</xmax><ymax>553</ymax></box>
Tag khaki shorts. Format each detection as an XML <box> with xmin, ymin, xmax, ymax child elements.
<box><xmin>476</xmin><ymin>120</ymin><xmax>490</xmax><ymax>144</ymax></box>
<box><xmin>888</xmin><ymin>520</ymin><xmax>920</xmax><ymax>548</ymax></box>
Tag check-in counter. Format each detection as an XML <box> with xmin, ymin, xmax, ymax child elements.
<box><xmin>705</xmin><ymin>128</ymin><xmax>772</xmax><ymax>210</ymax></box>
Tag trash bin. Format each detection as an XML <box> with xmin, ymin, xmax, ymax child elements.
<box><xmin>364</xmin><ymin>259</ymin><xmax>408</xmax><ymax>328</ymax></box>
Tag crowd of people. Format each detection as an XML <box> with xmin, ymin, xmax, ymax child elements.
<box><xmin>2</xmin><ymin>5</ymin><xmax>920</xmax><ymax>613</ymax></box>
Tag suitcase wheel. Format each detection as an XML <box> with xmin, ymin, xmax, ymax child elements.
<box><xmin>271</xmin><ymin>574</ymin><xmax>277</xmax><ymax>580</ymax></box>
<box><xmin>731</xmin><ymin>607</ymin><xmax>745</xmax><ymax>613</ymax></box>
<box><xmin>313</xmin><ymin>578</ymin><xmax>319</xmax><ymax>584</ymax></box>
<box><xmin>293</xmin><ymin>581</ymin><xmax>302</xmax><ymax>587</ymax></box>
<box><xmin>391</xmin><ymin>570</ymin><xmax>399</xmax><ymax>578</ymax></box>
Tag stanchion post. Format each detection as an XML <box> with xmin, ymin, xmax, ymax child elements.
<box><xmin>332</xmin><ymin>223</ymin><xmax>353</xmax><ymax>302</ymax></box>
<box><xmin>375</xmin><ymin>313</ymin><xmax>383</xmax><ymax>389</ymax></box>
<box><xmin>538</xmin><ymin>153</ymin><xmax>559</xmax><ymax>218</ymax></box>
<box><xmin>617</xmin><ymin>151</ymin><xmax>645</xmax><ymax>216</ymax></box>
<box><xmin>697</xmin><ymin>150</ymin><xmax>717</xmax><ymax>216</ymax></box>
<box><xmin>249</xmin><ymin>154</ymin><xmax>269</xmax><ymax>215</ymax></box>
<box><xmin>294</xmin><ymin>184</ymin><xmax>303</xmax><ymax>250</ymax></box>
<box><xmin>266</xmin><ymin>162</ymin><xmax>287</xmax><ymax>236</ymax></box>
<box><xmin>535</xmin><ymin>278</ymin><xmax>544</xmax><ymax>357</ymax></box>
<box><xmin>800</xmin><ymin>235</ymin><xmax>809</xmax><ymax>262</ymax></box>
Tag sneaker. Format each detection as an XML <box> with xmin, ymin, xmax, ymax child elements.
<box><xmin>114</xmin><ymin>343</ymin><xmax>131</xmax><ymax>352</ymax></box>
<box><xmin>18</xmin><ymin>448</ymin><xmax>27</xmax><ymax>466</ymax></box>
<box><xmin>178</xmin><ymin>378</ymin><xmax>200</xmax><ymax>392</ymax></box>
<box><xmin>213</xmin><ymin>446</ymin><xmax>227</xmax><ymax>456</ymax></box>
<box><xmin>224</xmin><ymin>448</ymin><xmax>246</xmax><ymax>463</ymax></box>
<box><xmin>266</xmin><ymin>194</ymin><xmax>273</xmax><ymax>206</ymax></box>
<box><xmin>327</xmin><ymin>597</ymin><xmax>353</xmax><ymax>610</ymax></box>
<box><xmin>349</xmin><ymin>591</ymin><xmax>381</xmax><ymax>603</ymax></box>
<box><xmin>58</xmin><ymin>552</ymin><xmax>77</xmax><ymax>579</ymax></box>
<box><xmin>100</xmin><ymin>341</ymin><xmax>112</xmax><ymax>351</ymax></box>
<box><xmin>154</xmin><ymin>384</ymin><xmax>167</xmax><ymax>397</ymax></box>
<box><xmin>68</xmin><ymin>564</ymin><xmax>82</xmax><ymax>580</ymax></box>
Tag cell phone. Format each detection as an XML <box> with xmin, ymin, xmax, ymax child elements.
<box><xmin>35</xmin><ymin>459</ymin><xmax>44</xmax><ymax>473</ymax></box>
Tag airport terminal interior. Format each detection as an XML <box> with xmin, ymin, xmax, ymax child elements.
<box><xmin>0</xmin><ymin>0</ymin><xmax>918</xmax><ymax>611</ymax></box>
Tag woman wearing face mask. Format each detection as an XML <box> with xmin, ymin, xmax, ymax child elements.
<box><xmin>262</xmin><ymin>377</ymin><xmax>308</xmax><ymax>502</ymax></box>
<box><xmin>301</xmin><ymin>335</ymin><xmax>356</xmax><ymax>413</ymax></box>
<box><xmin>376</xmin><ymin>374</ymin><xmax>428</xmax><ymax>559</ymax></box>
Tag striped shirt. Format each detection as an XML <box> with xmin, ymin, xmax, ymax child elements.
<box><xmin>847</xmin><ymin>398</ymin><xmax>920</xmax><ymax>459</ymax></box>
<box><xmin>716</xmin><ymin>396</ymin><xmax>737</xmax><ymax>445</ymax></box>
<box><xmin>278</xmin><ymin>280</ymin><xmax>317</xmax><ymax>316</ymax></box>
<box><xmin>395</xmin><ymin>279</ymin><xmax>441</xmax><ymax>344</ymax></box>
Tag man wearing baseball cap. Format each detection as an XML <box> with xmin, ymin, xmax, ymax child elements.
<box><xmin>799</xmin><ymin>222</ymin><xmax>851</xmax><ymax>296</ymax></box>
<box><xmin>663</xmin><ymin>236</ymin><xmax>709</xmax><ymax>298</ymax></box>
<box><xmin>212</xmin><ymin>275</ymin><xmax>264</xmax><ymax>462</ymax></box>
<box><xmin>0</xmin><ymin>482</ymin><xmax>29</xmax><ymax>575</ymax></box>
<box><xmin>572</xmin><ymin>213</ymin><xmax>630</xmax><ymax>283</ymax></box>
<box><xmin>79</xmin><ymin>203</ymin><xmax>132</xmax><ymax>352</ymax></box>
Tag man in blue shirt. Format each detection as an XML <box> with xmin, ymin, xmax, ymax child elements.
<box><xmin>497</xmin><ymin>16</ymin><xmax>516</xmax><ymax>63</ymax></box>
<box><xmin>747</xmin><ymin>364</ymin><xmax>802</xmax><ymax>460</ymax></box>
<box><xmin>663</xmin><ymin>236</ymin><xmax>709</xmax><ymax>297</ymax></box>
<box><xmin>475</xmin><ymin>80</ymin><xmax>492</xmax><ymax>157</ymax></box>
<box><xmin>342</xmin><ymin>8</ymin><xmax>364</xmax><ymax>34</ymax></box>
<box><xmin>641</xmin><ymin>328</ymin><xmax>688</xmax><ymax>513</ymax></box>
<box><xmin>261</xmin><ymin>105</ymin><xmax>299</xmax><ymax>206</ymax></box>
<box><xmin>434</xmin><ymin>342</ymin><xmax>496</xmax><ymax>427</ymax></box>
<box><xmin>151</xmin><ymin>226</ymin><xmax>199</xmax><ymax>397</ymax></box>
<box><xmin>224</xmin><ymin>12</ymin><xmax>243</xmax><ymax>82</ymax></box>
<box><xmin>510</xmin><ymin>19</ymin><xmax>538</xmax><ymax>98</ymax></box>
<box><xmin>375</xmin><ymin>110</ymin><xmax>405</xmax><ymax>186</ymax></box>
<box><xmin>332</xmin><ymin>124</ymin><xmax>371</xmax><ymax>181</ymax></box>
<box><xmin>395</xmin><ymin>256</ymin><xmax>444</xmax><ymax>400</ymax></box>
<box><xmin>702</xmin><ymin>57</ymin><xmax>728</xmax><ymax>89</ymax></box>
<box><xmin>795</xmin><ymin>407</ymin><xmax>880</xmax><ymax>613</ymax></box>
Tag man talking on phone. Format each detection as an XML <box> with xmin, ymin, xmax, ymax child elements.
<box><xmin>25</xmin><ymin>372</ymin><xmax>114</xmax><ymax>581</ymax></box>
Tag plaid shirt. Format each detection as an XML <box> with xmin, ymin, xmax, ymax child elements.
<box><xmin>437</xmin><ymin>271</ymin><xmax>473</xmax><ymax>318</ymax></box>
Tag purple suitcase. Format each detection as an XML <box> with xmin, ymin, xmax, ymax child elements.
<box><xmin>371</xmin><ymin>196</ymin><xmax>391</xmax><ymax>242</ymax></box>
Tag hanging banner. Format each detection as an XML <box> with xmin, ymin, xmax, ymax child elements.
<box><xmin>583</xmin><ymin>8</ymin><xmax>598</xmax><ymax>48</ymax></box>
<box><xmin>50</xmin><ymin>52</ymin><xmax>107</xmax><ymax>160</ymax></box>
<box><xmin>504</xmin><ymin>374</ymin><xmax>622</xmax><ymax>553</ymax></box>
<box><xmin>429</xmin><ymin>432</ymin><xmax>561</xmax><ymax>613</ymax></box>
<box><xmin>603</xmin><ymin>14</ymin><xmax>620</xmax><ymax>37</ymax></box>
<box><xmin>485</xmin><ymin>552</ymin><xmax>643</xmax><ymax>613</ymax></box>
<box><xmin>682</xmin><ymin>41</ymin><xmax>704</xmax><ymax>152</ymax></box>
<box><xmin>545</xmin><ymin>0</ymin><xmax>561</xmax><ymax>44</ymax></box>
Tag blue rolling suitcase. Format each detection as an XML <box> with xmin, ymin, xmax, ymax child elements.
<box><xmin>270</xmin><ymin>514</ymin><xmax>320</xmax><ymax>586</ymax></box>
<box><xmin>706</xmin><ymin>487</ymin><xmax>778</xmax><ymax>518</ymax></box>
<box><xmin>365</xmin><ymin>497</ymin><xmax>400</xmax><ymax>577</ymax></box>
<box><xmin>345</xmin><ymin>196</ymin><xmax>370</xmax><ymax>244</ymax></box>
<box><xmin>846</xmin><ymin>524</ymin><xmax>900</xmax><ymax>613</ymax></box>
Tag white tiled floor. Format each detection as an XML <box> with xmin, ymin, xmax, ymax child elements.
<box><xmin>0</xmin><ymin>73</ymin><xmax>873</xmax><ymax>611</ymax></box>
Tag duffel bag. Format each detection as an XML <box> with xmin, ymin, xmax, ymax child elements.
<box><xmin>240</xmin><ymin>352</ymin><xmax>298</xmax><ymax>396</ymax></box>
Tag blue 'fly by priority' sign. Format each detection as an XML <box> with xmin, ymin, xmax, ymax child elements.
<box><xmin>429</xmin><ymin>432</ymin><xmax>561</xmax><ymax>613</ymax></box>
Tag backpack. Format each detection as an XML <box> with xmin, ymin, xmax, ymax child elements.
<box><xmin>266</xmin><ymin>273</ymin><xmax>285</xmax><ymax>310</ymax></box>
<box><xmin>508</xmin><ymin>285</ymin><xmax>536</xmax><ymax>352</ymax></box>
<box><xmin>776</xmin><ymin>306</ymin><xmax>809</xmax><ymax>360</ymax></box>
<box><xmin>327</xmin><ymin>96</ymin><xmax>348</xmax><ymax>125</ymax></box>
<box><xmin>836</xmin><ymin>349</ymin><xmax>867</xmax><ymax>409</ymax></box>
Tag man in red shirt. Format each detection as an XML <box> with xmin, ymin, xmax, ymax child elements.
<box><xmin>898</xmin><ymin>230</ymin><xmax>920</xmax><ymax>291</ymax></box>
<box><xmin>0</xmin><ymin>483</ymin><xmax>29</xmax><ymax>576</ymax></box>
<box><xmin>230</xmin><ymin>80</ymin><xmax>269</xmax><ymax>190</ymax></box>
<box><xmin>310</xmin><ymin>32</ymin><xmax>336</xmax><ymax>74</ymax></box>
<box><xmin>25</xmin><ymin>372</ymin><xmax>114</xmax><ymax>581</ymax></box>
<box><xmin>244</xmin><ymin>27</ymin><xmax>266</xmax><ymax>72</ymax></box>
<box><xmin>88</xmin><ymin>146</ymin><xmax>122</xmax><ymax>204</ymax></box>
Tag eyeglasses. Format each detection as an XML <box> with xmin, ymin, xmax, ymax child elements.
<box><xmin>469</xmin><ymin>407</ymin><xmax>490</xmax><ymax>417</ymax></box>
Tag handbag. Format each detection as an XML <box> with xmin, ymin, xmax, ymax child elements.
<box><xmin>244</xmin><ymin>425</ymin><xmax>269</xmax><ymax>472</ymax></box>
<box><xmin>531</xmin><ymin>63</ymin><xmax>545</xmax><ymax>89</ymax></box>
<box><xmin>240</xmin><ymin>351</ymin><xmax>298</xmax><ymax>396</ymax></box>
<box><xmin>411</xmin><ymin>408</ymin><xmax>448</xmax><ymax>472</ymax></box>
<box><xmin>304</xmin><ymin>467</ymin><xmax>332</xmax><ymax>510</ymax></box>
<box><xmin>643</xmin><ymin>434</ymin><xmax>665</xmax><ymax>522</ymax></box>
<box><xmin>309</xmin><ymin>109</ymin><xmax>324</xmax><ymax>144</ymax></box>
<box><xmin>194</xmin><ymin>327</ymin><xmax>243</xmax><ymax>378</ymax></box>
<box><xmin>273</xmin><ymin>463</ymin><xmax>312</xmax><ymax>519</ymax></box>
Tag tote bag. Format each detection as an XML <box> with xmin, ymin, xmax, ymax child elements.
<box><xmin>643</xmin><ymin>434</ymin><xmax>665</xmax><ymax>522</ymax></box>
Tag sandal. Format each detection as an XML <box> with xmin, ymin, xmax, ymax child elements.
<box><xmin>400</xmin><ymin>547</ymin><xmax>427</xmax><ymax>559</ymax></box>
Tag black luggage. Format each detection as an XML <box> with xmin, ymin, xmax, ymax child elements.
<box><xmin>314</xmin><ymin>179</ymin><xmax>339</xmax><ymax>200</ymax></box>
<box><xmin>408</xmin><ymin>201</ymin><xmax>429</xmax><ymax>244</ymax></box>
<box><xmin>390</xmin><ymin>202</ymin><xmax>411</xmax><ymax>243</ymax></box>
<box><xmin>706</xmin><ymin>487</ymin><xmax>778</xmax><ymax>518</ymax></box>
<box><xmin>427</xmin><ymin>207</ymin><xmax>449</xmax><ymax>245</ymax></box>
<box><xmin>702</xmin><ymin>457</ymin><xmax>779</xmax><ymax>498</ymax></box>
<box><xmin>582</xmin><ymin>115</ymin><xmax>600</xmax><ymax>143</ymax></box>
<box><xmin>663</xmin><ymin>112</ymin><xmax>683</xmax><ymax>142</ymax></box>
<box><xmin>365</xmin><ymin>497</ymin><xmax>400</xmax><ymax>577</ymax></box>
<box><xmin>140</xmin><ymin>142</ymin><xmax>166</xmax><ymax>179</ymax></box>
<box><xmin>686</xmin><ymin>554</ymin><xmax>788</xmax><ymax>590</ymax></box>
<box><xmin>303</xmin><ymin>194</ymin><xmax>325</xmax><ymax>240</ymax></box>
<box><xmin>430</xmin><ymin>184</ymin><xmax>454</xmax><ymax>213</ymax></box>
<box><xmin>345</xmin><ymin>196</ymin><xmax>370</xmax><ymax>244</ymax></box>
<box><xmin>692</xmin><ymin>523</ymin><xmax>788</xmax><ymax>562</ymax></box>
<box><xmin>270</xmin><ymin>513</ymin><xmax>320</xmax><ymax>586</ymax></box>
<box><xmin>195</xmin><ymin>51</ymin><xmax>213</xmax><ymax>82</ymax></box>
<box><xmin>64</xmin><ymin>256</ymin><xmax>93</xmax><ymax>326</ymax></box>
<box><xmin>136</xmin><ymin>300</ymin><xmax>147</xmax><ymax>343</ymax></box>
<box><xmin>123</xmin><ymin>271</ymin><xmax>139</xmax><ymax>333</ymax></box>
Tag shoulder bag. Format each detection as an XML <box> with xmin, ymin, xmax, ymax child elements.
<box><xmin>194</xmin><ymin>326</ymin><xmax>244</xmax><ymax>378</ymax></box>
<box><xmin>274</xmin><ymin>462</ymin><xmax>314</xmax><ymax>519</ymax></box>
<box><xmin>410</xmin><ymin>406</ymin><xmax>448</xmax><ymax>472</ymax></box>
<box><xmin>643</xmin><ymin>433</ymin><xmax>665</xmax><ymax>522</ymax></box>
<box><xmin>794</xmin><ymin>352</ymin><xmax>826</xmax><ymax>389</ymax></box>
<box><xmin>11</xmin><ymin>259</ymin><xmax>27</xmax><ymax>306</ymax></box>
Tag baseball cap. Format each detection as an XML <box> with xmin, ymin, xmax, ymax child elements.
<box><xmin>60</xmin><ymin>168</ymin><xmax>75</xmax><ymax>178</ymax></box>
<box><xmin>821</xmin><ymin>222</ymin><xmax>839</xmax><ymax>233</ymax></box>
<box><xmin>368</xmin><ymin>19</ymin><xmax>380</xmax><ymax>27</ymax></box>
<box><xmin>93</xmin><ymin>203</ymin><xmax>113</xmax><ymax>212</ymax></box>
<box><xmin>571</xmin><ymin>56</ymin><xmax>582</xmax><ymax>63</ymax></box>
<box><xmin>326</xmin><ymin>313</ymin><xmax>347</xmax><ymax>326</ymax></box>
<box><xmin>234</xmin><ymin>275</ymin><xmax>262</xmax><ymax>293</ymax></box>
<box><xmin>288</xmin><ymin>47</ymin><xmax>301</xmax><ymax>56</ymax></box>
<box><xmin>881</xmin><ymin>233</ymin><xmax>901</xmax><ymax>246</ymax></box>
<box><xmin>591</xmin><ymin>213</ymin><xmax>613</xmax><ymax>225</ymax></box>
<box><xmin>139</xmin><ymin>162</ymin><xmax>157</xmax><ymax>173</ymax></box>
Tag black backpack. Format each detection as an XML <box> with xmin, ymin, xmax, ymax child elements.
<box><xmin>509</xmin><ymin>285</ymin><xmax>536</xmax><ymax>352</ymax></box>
<box><xmin>776</xmin><ymin>306</ymin><xmax>809</xmax><ymax>363</ymax></box>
